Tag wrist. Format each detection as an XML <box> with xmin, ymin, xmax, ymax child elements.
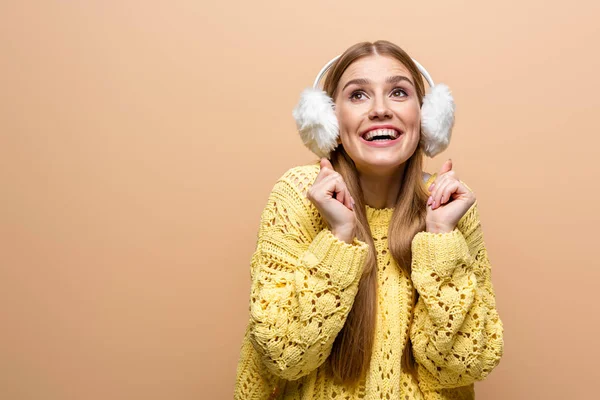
<box><xmin>426</xmin><ymin>222</ymin><xmax>455</xmax><ymax>234</ymax></box>
<box><xmin>331</xmin><ymin>227</ymin><xmax>356</xmax><ymax>244</ymax></box>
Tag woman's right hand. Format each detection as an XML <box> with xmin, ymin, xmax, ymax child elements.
<box><xmin>306</xmin><ymin>158</ymin><xmax>357</xmax><ymax>244</ymax></box>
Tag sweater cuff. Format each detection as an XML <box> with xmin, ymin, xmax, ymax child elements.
<box><xmin>302</xmin><ymin>228</ymin><xmax>369</xmax><ymax>288</ymax></box>
<box><xmin>411</xmin><ymin>228</ymin><xmax>471</xmax><ymax>279</ymax></box>
<box><xmin>457</xmin><ymin>200</ymin><xmax>478</xmax><ymax>234</ymax></box>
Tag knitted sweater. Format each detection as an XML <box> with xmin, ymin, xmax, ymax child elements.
<box><xmin>234</xmin><ymin>162</ymin><xmax>504</xmax><ymax>400</ymax></box>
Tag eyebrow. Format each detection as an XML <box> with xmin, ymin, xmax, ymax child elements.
<box><xmin>341</xmin><ymin>75</ymin><xmax>414</xmax><ymax>92</ymax></box>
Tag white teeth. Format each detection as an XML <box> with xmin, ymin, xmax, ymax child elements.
<box><xmin>363</xmin><ymin>129</ymin><xmax>400</xmax><ymax>141</ymax></box>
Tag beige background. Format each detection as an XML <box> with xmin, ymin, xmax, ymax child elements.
<box><xmin>1</xmin><ymin>1</ymin><xmax>599</xmax><ymax>399</ymax></box>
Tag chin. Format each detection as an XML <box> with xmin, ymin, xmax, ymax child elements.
<box><xmin>355</xmin><ymin>156</ymin><xmax>407</xmax><ymax>173</ymax></box>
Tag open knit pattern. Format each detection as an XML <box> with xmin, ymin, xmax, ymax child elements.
<box><xmin>234</xmin><ymin>162</ymin><xmax>503</xmax><ymax>399</ymax></box>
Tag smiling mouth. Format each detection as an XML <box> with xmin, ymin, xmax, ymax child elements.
<box><xmin>361</xmin><ymin>128</ymin><xmax>402</xmax><ymax>141</ymax></box>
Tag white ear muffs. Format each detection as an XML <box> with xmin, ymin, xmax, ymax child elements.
<box><xmin>292</xmin><ymin>54</ymin><xmax>455</xmax><ymax>159</ymax></box>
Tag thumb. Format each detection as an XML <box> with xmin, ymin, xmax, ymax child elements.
<box><xmin>320</xmin><ymin>157</ymin><xmax>334</xmax><ymax>171</ymax></box>
<box><xmin>439</xmin><ymin>158</ymin><xmax>452</xmax><ymax>174</ymax></box>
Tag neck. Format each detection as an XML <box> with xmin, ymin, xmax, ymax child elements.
<box><xmin>358</xmin><ymin>163</ymin><xmax>406</xmax><ymax>209</ymax></box>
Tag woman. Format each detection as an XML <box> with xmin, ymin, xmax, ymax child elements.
<box><xmin>234</xmin><ymin>40</ymin><xmax>504</xmax><ymax>399</ymax></box>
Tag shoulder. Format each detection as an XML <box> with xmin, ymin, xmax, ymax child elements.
<box><xmin>422</xmin><ymin>171</ymin><xmax>475</xmax><ymax>193</ymax></box>
<box><xmin>267</xmin><ymin>162</ymin><xmax>324</xmax><ymax>231</ymax></box>
<box><xmin>264</xmin><ymin>162</ymin><xmax>321</xmax><ymax>208</ymax></box>
<box><xmin>276</xmin><ymin>161</ymin><xmax>321</xmax><ymax>196</ymax></box>
<box><xmin>422</xmin><ymin>171</ymin><xmax>437</xmax><ymax>187</ymax></box>
<box><xmin>280</xmin><ymin>161</ymin><xmax>320</xmax><ymax>181</ymax></box>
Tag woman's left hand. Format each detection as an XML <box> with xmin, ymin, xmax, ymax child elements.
<box><xmin>426</xmin><ymin>159</ymin><xmax>476</xmax><ymax>234</ymax></box>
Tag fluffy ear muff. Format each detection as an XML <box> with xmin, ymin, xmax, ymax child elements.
<box><xmin>420</xmin><ymin>83</ymin><xmax>455</xmax><ymax>158</ymax></box>
<box><xmin>292</xmin><ymin>87</ymin><xmax>339</xmax><ymax>159</ymax></box>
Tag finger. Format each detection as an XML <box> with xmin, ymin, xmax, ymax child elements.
<box><xmin>430</xmin><ymin>169</ymin><xmax>457</xmax><ymax>196</ymax></box>
<box><xmin>344</xmin><ymin>191</ymin><xmax>354</xmax><ymax>211</ymax></box>
<box><xmin>439</xmin><ymin>158</ymin><xmax>453</xmax><ymax>175</ymax></box>
<box><xmin>453</xmin><ymin>180</ymin><xmax>472</xmax><ymax>197</ymax></box>
<box><xmin>343</xmin><ymin>189</ymin><xmax>354</xmax><ymax>210</ymax></box>
<box><xmin>427</xmin><ymin>172</ymin><xmax>439</xmax><ymax>192</ymax></box>
<box><xmin>320</xmin><ymin>173</ymin><xmax>344</xmax><ymax>198</ymax></box>
<box><xmin>320</xmin><ymin>157</ymin><xmax>334</xmax><ymax>171</ymax></box>
<box><xmin>335</xmin><ymin>178</ymin><xmax>346</xmax><ymax>204</ymax></box>
<box><xmin>315</xmin><ymin>159</ymin><xmax>336</xmax><ymax>183</ymax></box>
<box><xmin>316</xmin><ymin>166</ymin><xmax>353</xmax><ymax>210</ymax></box>
<box><xmin>439</xmin><ymin>181</ymin><xmax>460</xmax><ymax>206</ymax></box>
<box><xmin>315</xmin><ymin>168</ymin><xmax>334</xmax><ymax>184</ymax></box>
<box><xmin>336</xmin><ymin>182</ymin><xmax>354</xmax><ymax>211</ymax></box>
<box><xmin>325</xmin><ymin>174</ymin><xmax>353</xmax><ymax>210</ymax></box>
<box><xmin>429</xmin><ymin>169</ymin><xmax>448</xmax><ymax>192</ymax></box>
<box><xmin>433</xmin><ymin>179</ymin><xmax>458</xmax><ymax>209</ymax></box>
<box><xmin>431</xmin><ymin>178</ymin><xmax>453</xmax><ymax>209</ymax></box>
<box><xmin>429</xmin><ymin>173</ymin><xmax>449</xmax><ymax>203</ymax></box>
<box><xmin>331</xmin><ymin>177</ymin><xmax>353</xmax><ymax>210</ymax></box>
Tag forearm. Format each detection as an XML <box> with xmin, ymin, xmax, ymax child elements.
<box><xmin>411</xmin><ymin>228</ymin><xmax>475</xmax><ymax>337</ymax></box>
<box><xmin>249</xmin><ymin>228</ymin><xmax>369</xmax><ymax>380</ymax></box>
<box><xmin>410</xmin><ymin>220</ymin><xmax>503</xmax><ymax>388</ymax></box>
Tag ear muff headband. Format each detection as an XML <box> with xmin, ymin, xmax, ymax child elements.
<box><xmin>312</xmin><ymin>54</ymin><xmax>435</xmax><ymax>89</ymax></box>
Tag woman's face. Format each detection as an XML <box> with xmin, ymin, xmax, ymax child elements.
<box><xmin>333</xmin><ymin>54</ymin><xmax>421</xmax><ymax>173</ymax></box>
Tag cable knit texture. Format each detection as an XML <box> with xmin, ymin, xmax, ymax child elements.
<box><xmin>234</xmin><ymin>161</ymin><xmax>503</xmax><ymax>399</ymax></box>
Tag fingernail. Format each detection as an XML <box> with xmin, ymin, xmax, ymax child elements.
<box><xmin>427</xmin><ymin>196</ymin><xmax>433</xmax><ymax>205</ymax></box>
<box><xmin>428</xmin><ymin>183</ymin><xmax>434</xmax><ymax>191</ymax></box>
<box><xmin>351</xmin><ymin>199</ymin><xmax>355</xmax><ymax>209</ymax></box>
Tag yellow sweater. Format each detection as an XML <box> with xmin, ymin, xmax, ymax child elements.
<box><xmin>234</xmin><ymin>162</ymin><xmax>504</xmax><ymax>399</ymax></box>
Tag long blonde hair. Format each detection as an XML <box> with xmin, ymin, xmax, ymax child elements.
<box><xmin>320</xmin><ymin>40</ymin><xmax>430</xmax><ymax>385</ymax></box>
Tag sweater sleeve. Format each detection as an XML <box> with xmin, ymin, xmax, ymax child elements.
<box><xmin>247</xmin><ymin>170</ymin><xmax>369</xmax><ymax>381</ymax></box>
<box><xmin>409</xmin><ymin>199</ymin><xmax>504</xmax><ymax>390</ymax></box>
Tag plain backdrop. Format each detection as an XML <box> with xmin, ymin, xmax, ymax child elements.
<box><xmin>1</xmin><ymin>1</ymin><xmax>599</xmax><ymax>399</ymax></box>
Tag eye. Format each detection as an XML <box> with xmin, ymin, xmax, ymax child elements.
<box><xmin>392</xmin><ymin>88</ymin><xmax>408</xmax><ymax>97</ymax></box>
<box><xmin>349</xmin><ymin>90</ymin><xmax>366</xmax><ymax>101</ymax></box>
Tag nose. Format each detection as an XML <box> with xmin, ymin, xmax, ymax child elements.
<box><xmin>368</xmin><ymin>97</ymin><xmax>392</xmax><ymax>120</ymax></box>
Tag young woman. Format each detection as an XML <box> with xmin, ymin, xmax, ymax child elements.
<box><xmin>234</xmin><ymin>40</ymin><xmax>504</xmax><ymax>399</ymax></box>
